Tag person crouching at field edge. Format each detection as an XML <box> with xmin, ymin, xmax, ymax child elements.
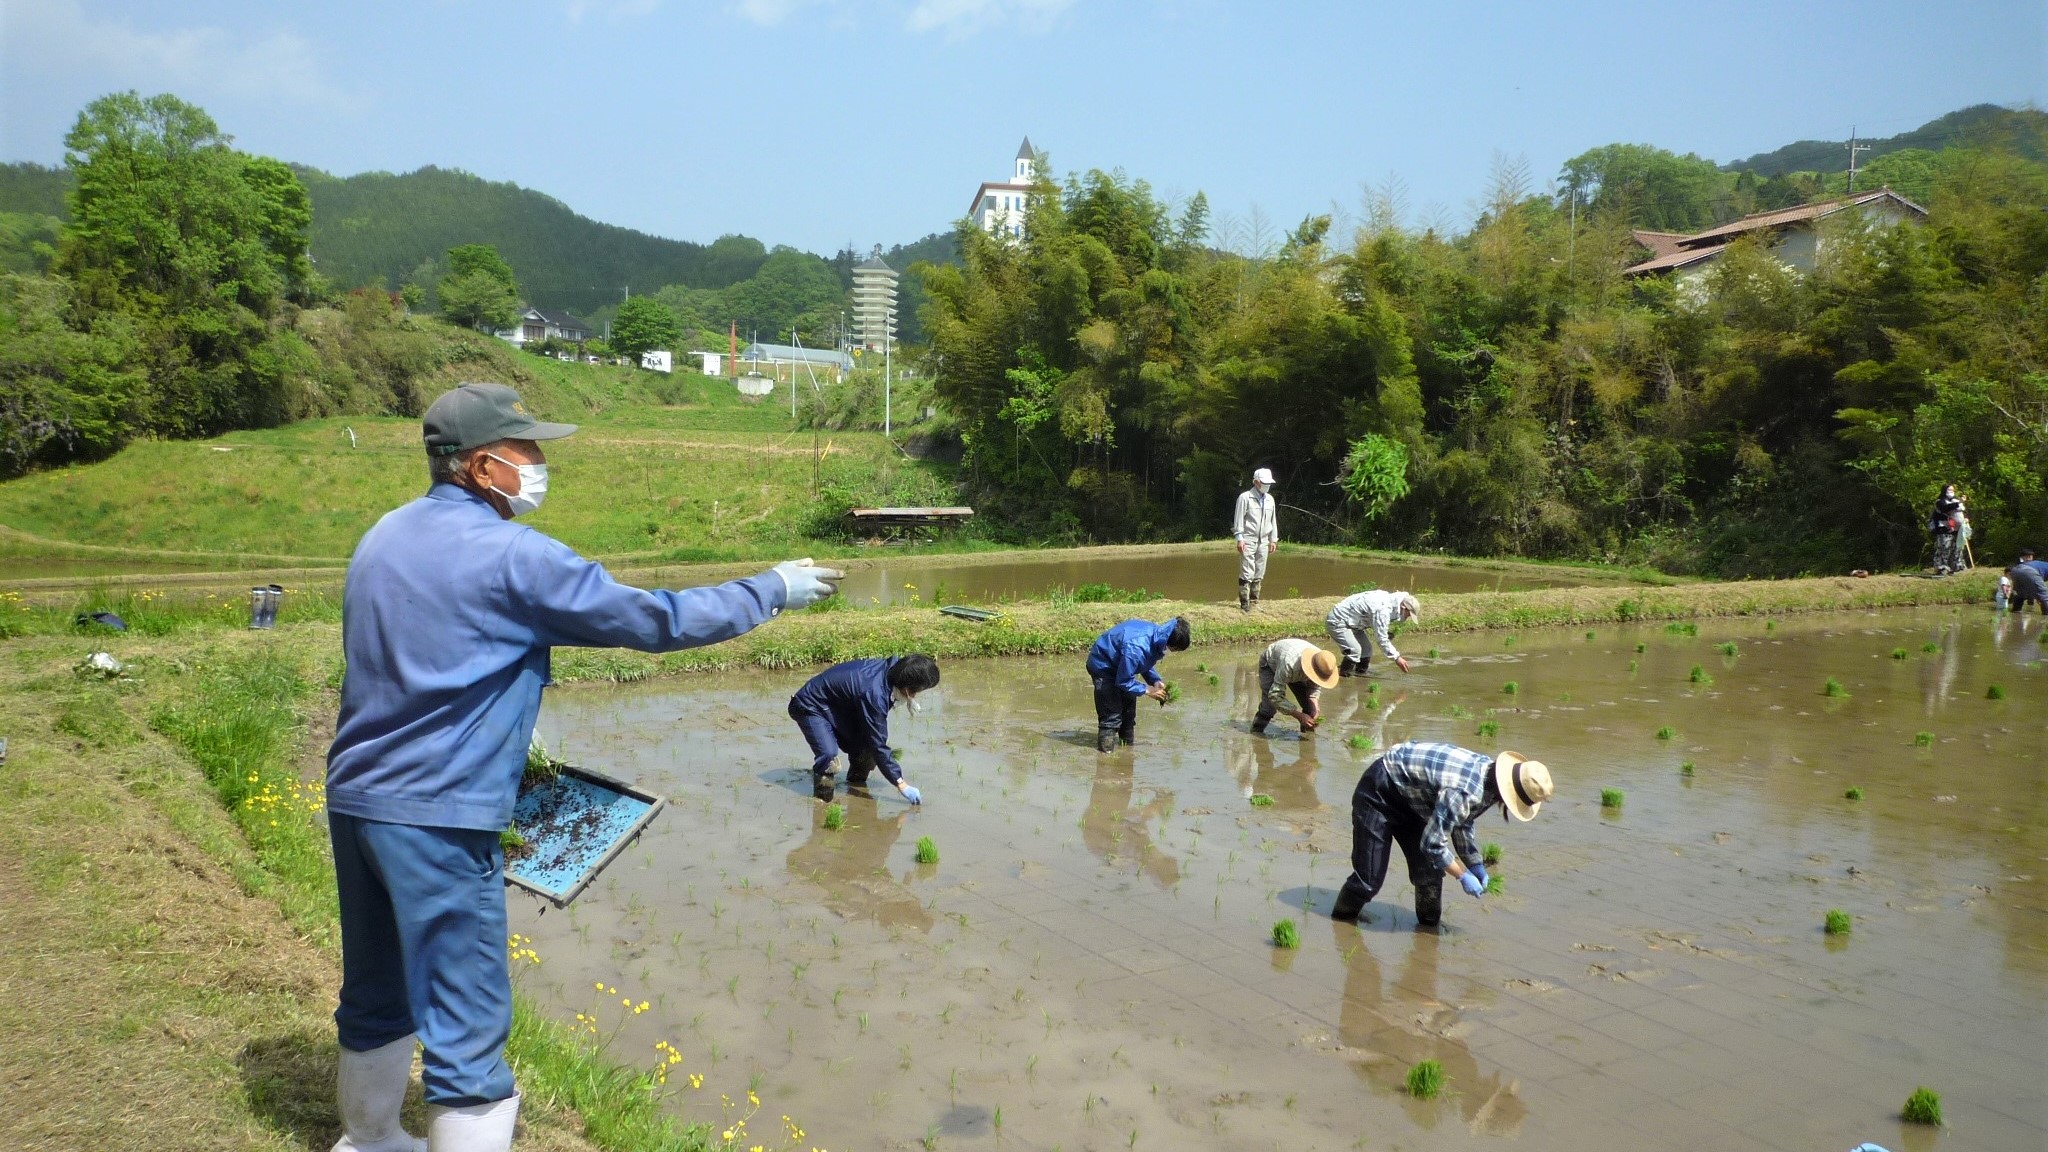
<box><xmin>791</xmin><ymin>655</ymin><xmax>939</xmax><ymax>804</ymax></box>
<box><xmin>1251</xmin><ymin>638</ymin><xmax>1340</xmax><ymax>735</ymax></box>
<box><xmin>1087</xmin><ymin>616</ymin><xmax>1192</xmax><ymax>752</ymax></box>
<box><xmin>1325</xmin><ymin>589</ymin><xmax>1418</xmax><ymax>678</ymax></box>
<box><xmin>325</xmin><ymin>382</ymin><xmax>842</xmax><ymax>1152</ymax></box>
<box><xmin>1328</xmin><ymin>740</ymin><xmax>1553</xmax><ymax>928</ymax></box>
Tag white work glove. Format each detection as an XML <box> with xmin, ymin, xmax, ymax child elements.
<box><xmin>899</xmin><ymin>783</ymin><xmax>922</xmax><ymax>806</ymax></box>
<box><xmin>772</xmin><ymin>558</ymin><xmax>844</xmax><ymax>611</ymax></box>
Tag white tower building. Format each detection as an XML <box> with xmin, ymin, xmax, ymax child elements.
<box><xmin>969</xmin><ymin>137</ymin><xmax>1040</xmax><ymax>240</ymax></box>
<box><xmin>850</xmin><ymin>246</ymin><xmax>898</xmax><ymax>352</ymax></box>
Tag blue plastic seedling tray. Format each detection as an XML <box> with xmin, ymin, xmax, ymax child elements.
<box><xmin>506</xmin><ymin>764</ymin><xmax>666</xmax><ymax>907</ymax></box>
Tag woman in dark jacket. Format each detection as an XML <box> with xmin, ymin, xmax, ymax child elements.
<box><xmin>1929</xmin><ymin>484</ymin><xmax>1966</xmax><ymax>576</ymax></box>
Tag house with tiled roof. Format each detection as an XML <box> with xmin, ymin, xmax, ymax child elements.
<box><xmin>1624</xmin><ymin>189</ymin><xmax>1927</xmax><ymax>288</ymax></box>
<box><xmin>497</xmin><ymin>306</ymin><xmax>592</xmax><ymax>346</ymax></box>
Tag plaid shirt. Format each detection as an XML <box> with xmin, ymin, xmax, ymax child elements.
<box><xmin>1380</xmin><ymin>740</ymin><xmax>1499</xmax><ymax>872</ymax></box>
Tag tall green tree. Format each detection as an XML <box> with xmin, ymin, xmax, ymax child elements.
<box><xmin>609</xmin><ymin>294</ymin><xmax>682</xmax><ymax>360</ymax></box>
<box><xmin>438</xmin><ymin>242</ymin><xmax>519</xmax><ymax>331</ymax></box>
<box><xmin>1557</xmin><ymin>144</ymin><xmax>1734</xmax><ymax>231</ymax></box>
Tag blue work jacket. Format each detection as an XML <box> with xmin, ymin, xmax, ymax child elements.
<box><xmin>789</xmin><ymin>657</ymin><xmax>906</xmax><ymax>784</ymax></box>
<box><xmin>326</xmin><ymin>483</ymin><xmax>786</xmax><ymax>831</ymax></box>
<box><xmin>1086</xmin><ymin>619</ymin><xmax>1177</xmax><ymax>697</ymax></box>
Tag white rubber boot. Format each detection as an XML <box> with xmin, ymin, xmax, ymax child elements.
<box><xmin>333</xmin><ymin>1034</ymin><xmax>426</xmax><ymax>1152</ymax></box>
<box><xmin>427</xmin><ymin>1094</ymin><xmax>519</xmax><ymax>1152</ymax></box>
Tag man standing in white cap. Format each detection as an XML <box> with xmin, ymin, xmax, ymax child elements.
<box><xmin>1327</xmin><ymin>740</ymin><xmax>1552</xmax><ymax>927</ymax></box>
<box><xmin>1325</xmin><ymin>590</ymin><xmax>1418</xmax><ymax>678</ymax></box>
<box><xmin>1232</xmin><ymin>467</ymin><xmax>1280</xmax><ymax>611</ymax></box>
<box><xmin>324</xmin><ymin>382</ymin><xmax>843</xmax><ymax>1152</ymax></box>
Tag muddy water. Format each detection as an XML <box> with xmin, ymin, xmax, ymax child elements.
<box><xmin>517</xmin><ymin>607</ymin><xmax>2045</xmax><ymax>1152</ymax></box>
<box><xmin>830</xmin><ymin>550</ymin><xmax>1591</xmax><ymax>606</ymax></box>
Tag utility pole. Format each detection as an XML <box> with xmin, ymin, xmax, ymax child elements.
<box><xmin>884</xmin><ymin>326</ymin><xmax>892</xmax><ymax>438</ymax></box>
<box><xmin>1845</xmin><ymin>127</ymin><xmax>1871</xmax><ymax>192</ymax></box>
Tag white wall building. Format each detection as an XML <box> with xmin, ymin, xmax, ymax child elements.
<box><xmin>1624</xmin><ymin>189</ymin><xmax>1927</xmax><ymax>296</ymax></box>
<box><xmin>968</xmin><ymin>137</ymin><xmax>1041</xmax><ymax>240</ymax></box>
<box><xmin>851</xmin><ymin>247</ymin><xmax>899</xmax><ymax>351</ymax></box>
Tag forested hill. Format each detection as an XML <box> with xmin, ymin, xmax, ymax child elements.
<box><xmin>1723</xmin><ymin>104</ymin><xmax>2047</xmax><ymax>176</ymax></box>
<box><xmin>292</xmin><ymin>165</ymin><xmax>778</xmax><ymax>310</ymax></box>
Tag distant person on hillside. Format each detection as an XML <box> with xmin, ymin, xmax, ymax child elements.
<box><xmin>2008</xmin><ymin>550</ymin><xmax>2048</xmax><ymax>614</ymax></box>
<box><xmin>323</xmin><ymin>382</ymin><xmax>841</xmax><ymax>1152</ymax></box>
<box><xmin>1929</xmin><ymin>484</ymin><xmax>1967</xmax><ymax>576</ymax></box>
<box><xmin>1250</xmin><ymin>637</ymin><xmax>1340</xmax><ymax>735</ymax></box>
<box><xmin>1325</xmin><ymin>590</ymin><xmax>1419</xmax><ymax>678</ymax></box>
<box><xmin>1328</xmin><ymin>741</ymin><xmax>1553</xmax><ymax>928</ymax></box>
<box><xmin>1233</xmin><ymin>467</ymin><xmax>1281</xmax><ymax>611</ymax></box>
<box><xmin>1086</xmin><ymin>617</ymin><xmax>1192</xmax><ymax>752</ymax></box>
<box><xmin>790</xmin><ymin>655</ymin><xmax>938</xmax><ymax>804</ymax></box>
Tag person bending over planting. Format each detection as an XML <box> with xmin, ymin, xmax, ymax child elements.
<box><xmin>792</xmin><ymin>655</ymin><xmax>940</xmax><ymax>804</ymax></box>
<box><xmin>1328</xmin><ymin>741</ymin><xmax>1553</xmax><ymax>928</ymax></box>
<box><xmin>1325</xmin><ymin>590</ymin><xmax>1419</xmax><ymax>678</ymax></box>
<box><xmin>1086</xmin><ymin>617</ymin><xmax>1192</xmax><ymax>752</ymax></box>
<box><xmin>324</xmin><ymin>383</ymin><xmax>842</xmax><ymax>1152</ymax></box>
<box><xmin>1250</xmin><ymin>638</ymin><xmax>1340</xmax><ymax>735</ymax></box>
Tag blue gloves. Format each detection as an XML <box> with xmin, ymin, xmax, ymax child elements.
<box><xmin>899</xmin><ymin>784</ymin><xmax>922</xmax><ymax>806</ymax></box>
<box><xmin>1470</xmin><ymin>863</ymin><xmax>1490</xmax><ymax>889</ymax></box>
<box><xmin>1460</xmin><ymin>870</ymin><xmax>1486</xmax><ymax>898</ymax></box>
<box><xmin>772</xmin><ymin>558</ymin><xmax>845</xmax><ymax>611</ymax></box>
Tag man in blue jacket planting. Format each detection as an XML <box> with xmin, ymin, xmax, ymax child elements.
<box><xmin>324</xmin><ymin>383</ymin><xmax>842</xmax><ymax>1152</ymax></box>
<box><xmin>1086</xmin><ymin>617</ymin><xmax>1193</xmax><ymax>752</ymax></box>
<box><xmin>790</xmin><ymin>655</ymin><xmax>940</xmax><ymax>804</ymax></box>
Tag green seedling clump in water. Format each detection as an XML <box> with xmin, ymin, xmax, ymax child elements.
<box><xmin>1445</xmin><ymin>704</ymin><xmax>1471</xmax><ymax>719</ymax></box>
<box><xmin>1501</xmin><ymin>681</ymin><xmax>1518</xmax><ymax>695</ymax></box>
<box><xmin>1901</xmin><ymin>1087</ymin><xmax>1942</xmax><ymax>1126</ymax></box>
<box><xmin>1824</xmin><ymin>909</ymin><xmax>1852</xmax><ymax>935</ymax></box>
<box><xmin>1585</xmin><ymin>630</ymin><xmax>1596</xmax><ymax>640</ymax></box>
<box><xmin>1680</xmin><ymin>760</ymin><xmax>1696</xmax><ymax>776</ymax></box>
<box><xmin>1717</xmin><ymin>642</ymin><xmax>1738</xmax><ymax>657</ymax></box>
<box><xmin>1270</xmin><ymin>919</ymin><xmax>1300</xmax><ymax>949</ymax></box>
<box><xmin>1484</xmin><ymin>874</ymin><xmax>1503</xmax><ymax>895</ymax></box>
<box><xmin>1665</xmin><ymin>621</ymin><xmax>1697</xmax><ymax>636</ymax></box>
<box><xmin>1162</xmin><ymin>681</ymin><xmax>1181</xmax><ymax>704</ymax></box>
<box><xmin>1503</xmin><ymin>635</ymin><xmax>1517</xmax><ymax>648</ymax></box>
<box><xmin>1347</xmin><ymin>732</ymin><xmax>1371</xmax><ymax>749</ymax></box>
<box><xmin>1823</xmin><ymin>677</ymin><xmax>1849</xmax><ymax>698</ymax></box>
<box><xmin>1914</xmin><ymin>730</ymin><xmax>1934</xmax><ymax>747</ymax></box>
<box><xmin>915</xmin><ymin>836</ymin><xmax>938</xmax><ymax>865</ymax></box>
<box><xmin>1207</xmin><ymin>674</ymin><xmax>1220</xmax><ymax>686</ymax></box>
<box><xmin>1601</xmin><ymin>788</ymin><xmax>1625</xmax><ymax>809</ymax></box>
<box><xmin>1476</xmin><ymin>720</ymin><xmax>1499</xmax><ymax>739</ymax></box>
<box><xmin>1196</xmin><ymin>663</ymin><xmax>1208</xmax><ymax>674</ymax></box>
<box><xmin>1481</xmin><ymin>841</ymin><xmax>1502</xmax><ymax>865</ymax></box>
<box><xmin>1844</xmin><ymin>787</ymin><xmax>1864</xmax><ymax>801</ymax></box>
<box><xmin>1986</xmin><ymin>684</ymin><xmax>2006</xmax><ymax>700</ymax></box>
<box><xmin>1405</xmin><ymin>1059</ymin><xmax>1445</xmax><ymax>1099</ymax></box>
<box><xmin>823</xmin><ymin>803</ymin><xmax>845</xmax><ymax>830</ymax></box>
<box><xmin>1890</xmin><ymin>647</ymin><xmax>1908</xmax><ymax>660</ymax></box>
<box><xmin>1426</xmin><ymin>648</ymin><xmax>1441</xmax><ymax>659</ymax></box>
<box><xmin>1689</xmin><ymin>664</ymin><xmax>1711</xmax><ymax>685</ymax></box>
<box><xmin>1655</xmin><ymin>726</ymin><xmax>1676</xmax><ymax>740</ymax></box>
<box><xmin>1920</xmin><ymin>641</ymin><xmax>1938</xmax><ymax>653</ymax></box>
<box><xmin>1248</xmin><ymin>794</ymin><xmax>1275</xmax><ymax>808</ymax></box>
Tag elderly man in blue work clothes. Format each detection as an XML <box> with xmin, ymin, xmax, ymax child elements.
<box><xmin>323</xmin><ymin>382</ymin><xmax>843</xmax><ymax>1152</ymax></box>
<box><xmin>1328</xmin><ymin>741</ymin><xmax>1554</xmax><ymax>928</ymax></box>
<box><xmin>1086</xmin><ymin>616</ymin><xmax>1192</xmax><ymax>753</ymax></box>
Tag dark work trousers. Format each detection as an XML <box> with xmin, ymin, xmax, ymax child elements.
<box><xmin>1093</xmin><ymin>676</ymin><xmax>1139</xmax><ymax>746</ymax></box>
<box><xmin>1932</xmin><ymin>530</ymin><xmax>1963</xmax><ymax>573</ymax></box>
<box><xmin>1329</xmin><ymin>758</ymin><xmax>1445</xmax><ymax>925</ymax></box>
<box><xmin>792</xmin><ymin>705</ymin><xmax>881</xmax><ymax>784</ymax></box>
<box><xmin>1251</xmin><ymin>680</ymin><xmax>1317</xmax><ymax>733</ymax></box>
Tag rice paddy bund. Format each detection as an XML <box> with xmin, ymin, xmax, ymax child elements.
<box><xmin>510</xmin><ymin>605</ymin><xmax>2042</xmax><ymax>1152</ymax></box>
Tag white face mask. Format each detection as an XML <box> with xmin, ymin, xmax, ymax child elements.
<box><xmin>895</xmin><ymin>688</ymin><xmax>922</xmax><ymax>716</ymax></box>
<box><xmin>485</xmin><ymin>452</ymin><xmax>548</xmax><ymax>516</ymax></box>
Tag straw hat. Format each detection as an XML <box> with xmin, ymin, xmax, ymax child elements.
<box><xmin>1302</xmin><ymin>647</ymin><xmax>1340</xmax><ymax>689</ymax></box>
<box><xmin>1493</xmin><ymin>751</ymin><xmax>1552</xmax><ymax>821</ymax></box>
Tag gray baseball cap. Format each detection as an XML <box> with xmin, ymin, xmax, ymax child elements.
<box><xmin>422</xmin><ymin>382</ymin><xmax>577</xmax><ymax>456</ymax></box>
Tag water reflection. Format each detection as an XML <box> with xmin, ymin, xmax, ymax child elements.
<box><xmin>1080</xmin><ymin>755</ymin><xmax>1181</xmax><ymax>888</ymax></box>
<box><xmin>1332</xmin><ymin>920</ymin><xmax>1527</xmax><ymax>1137</ymax></box>
<box><xmin>784</xmin><ymin>793</ymin><xmax>933</xmax><ymax>931</ymax></box>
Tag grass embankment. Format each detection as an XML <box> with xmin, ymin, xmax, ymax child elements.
<box><xmin>0</xmin><ymin>629</ymin><xmax>736</xmax><ymax>1150</ymax></box>
<box><xmin>0</xmin><ymin>356</ymin><xmax>957</xmax><ymax>568</ymax></box>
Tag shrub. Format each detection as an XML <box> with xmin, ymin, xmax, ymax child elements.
<box><xmin>1901</xmin><ymin>1087</ymin><xmax>1942</xmax><ymax>1126</ymax></box>
<box><xmin>1405</xmin><ymin>1060</ymin><xmax>1445</xmax><ymax>1099</ymax></box>
<box><xmin>1600</xmin><ymin>788</ymin><xmax>1624</xmax><ymax>809</ymax></box>
<box><xmin>1270</xmin><ymin>919</ymin><xmax>1300</xmax><ymax>949</ymax></box>
<box><xmin>1824</xmin><ymin>909</ymin><xmax>1852</xmax><ymax>935</ymax></box>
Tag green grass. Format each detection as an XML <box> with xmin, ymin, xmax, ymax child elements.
<box><xmin>1824</xmin><ymin>909</ymin><xmax>1852</xmax><ymax>935</ymax></box>
<box><xmin>1404</xmin><ymin>1059</ymin><xmax>1445</xmax><ymax>1099</ymax></box>
<box><xmin>915</xmin><ymin>835</ymin><xmax>939</xmax><ymax>864</ymax></box>
<box><xmin>1845</xmin><ymin>787</ymin><xmax>1864</xmax><ymax>801</ymax></box>
<box><xmin>1986</xmin><ymin>683</ymin><xmax>2006</xmax><ymax>699</ymax></box>
<box><xmin>1475</xmin><ymin>720</ymin><xmax>1499</xmax><ymax>738</ymax></box>
<box><xmin>1914</xmin><ymin>730</ymin><xmax>1934</xmax><ymax>747</ymax></box>
<box><xmin>1901</xmin><ymin>1087</ymin><xmax>1942</xmax><ymax>1126</ymax></box>
<box><xmin>1823</xmin><ymin>677</ymin><xmax>1849</xmax><ymax>698</ymax></box>
<box><xmin>1601</xmin><ymin>788</ymin><xmax>1624</xmax><ymax>809</ymax></box>
<box><xmin>1482</xmin><ymin>842</ymin><xmax>1502</xmax><ymax>866</ymax></box>
<box><xmin>822</xmin><ymin>803</ymin><xmax>845</xmax><ymax>830</ymax></box>
<box><xmin>1655</xmin><ymin>725</ymin><xmax>1676</xmax><ymax>740</ymax></box>
<box><xmin>1270</xmin><ymin>919</ymin><xmax>1300</xmax><ymax>949</ymax></box>
<box><xmin>1688</xmin><ymin>664</ymin><xmax>1711</xmax><ymax>684</ymax></box>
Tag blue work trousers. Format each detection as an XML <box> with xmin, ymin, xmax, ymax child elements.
<box><xmin>330</xmin><ymin>812</ymin><xmax>516</xmax><ymax>1107</ymax></box>
<box><xmin>791</xmin><ymin>705</ymin><xmax>880</xmax><ymax>782</ymax></box>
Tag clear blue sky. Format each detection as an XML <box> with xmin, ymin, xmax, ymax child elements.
<box><xmin>4</xmin><ymin>0</ymin><xmax>2042</xmax><ymax>256</ymax></box>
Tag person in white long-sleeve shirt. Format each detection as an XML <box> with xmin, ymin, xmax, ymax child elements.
<box><xmin>1232</xmin><ymin>467</ymin><xmax>1280</xmax><ymax>611</ymax></box>
<box><xmin>1325</xmin><ymin>590</ymin><xmax>1418</xmax><ymax>678</ymax></box>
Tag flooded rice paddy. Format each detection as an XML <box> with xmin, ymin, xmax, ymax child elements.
<box><xmin>517</xmin><ymin>606</ymin><xmax>2043</xmax><ymax>1152</ymax></box>
<box><xmin>829</xmin><ymin>550</ymin><xmax>1594</xmax><ymax>606</ymax></box>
